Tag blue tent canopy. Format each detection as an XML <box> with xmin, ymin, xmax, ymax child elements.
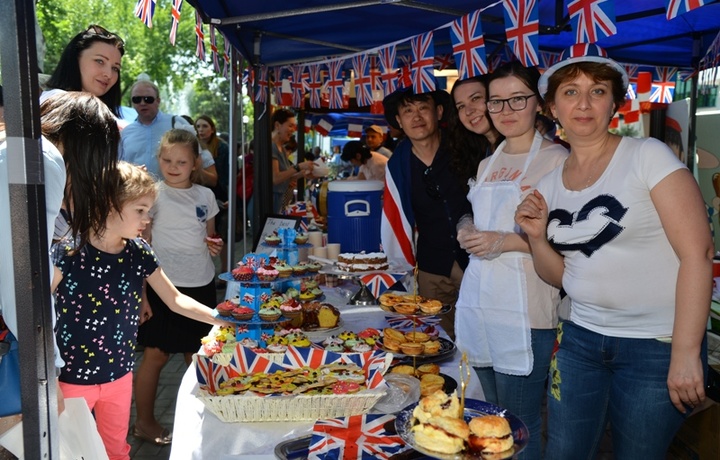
<box><xmin>188</xmin><ymin>0</ymin><xmax>720</xmax><ymax>69</ymax></box>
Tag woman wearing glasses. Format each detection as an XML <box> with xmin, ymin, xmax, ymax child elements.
<box><xmin>43</xmin><ymin>25</ymin><xmax>125</xmax><ymax>118</ymax></box>
<box><xmin>454</xmin><ymin>61</ymin><xmax>567</xmax><ymax>459</ymax></box>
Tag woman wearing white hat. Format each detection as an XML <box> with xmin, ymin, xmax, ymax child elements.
<box><xmin>516</xmin><ymin>44</ymin><xmax>712</xmax><ymax>458</ymax></box>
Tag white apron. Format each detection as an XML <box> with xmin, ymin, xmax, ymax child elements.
<box><xmin>455</xmin><ymin>131</ymin><xmax>543</xmax><ymax>376</ymax></box>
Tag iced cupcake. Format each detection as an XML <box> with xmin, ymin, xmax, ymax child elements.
<box><xmin>259</xmin><ymin>306</ymin><xmax>282</xmax><ymax>322</ymax></box>
<box><xmin>256</xmin><ymin>265</ymin><xmax>279</xmax><ymax>282</ymax></box>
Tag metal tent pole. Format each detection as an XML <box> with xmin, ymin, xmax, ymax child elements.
<box><xmin>0</xmin><ymin>0</ymin><xmax>59</xmax><ymax>457</ymax></box>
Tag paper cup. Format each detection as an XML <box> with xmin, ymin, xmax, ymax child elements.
<box><xmin>326</xmin><ymin>243</ymin><xmax>341</xmax><ymax>260</ymax></box>
<box><xmin>313</xmin><ymin>246</ymin><xmax>327</xmax><ymax>259</ymax></box>
<box><xmin>308</xmin><ymin>231</ymin><xmax>323</xmax><ymax>248</ymax></box>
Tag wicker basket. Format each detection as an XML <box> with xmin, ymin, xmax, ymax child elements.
<box><xmin>196</xmin><ymin>388</ymin><xmax>387</xmax><ymax>422</ymax></box>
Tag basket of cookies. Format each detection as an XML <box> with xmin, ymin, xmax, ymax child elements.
<box><xmin>194</xmin><ymin>344</ymin><xmax>392</xmax><ymax>422</ymax></box>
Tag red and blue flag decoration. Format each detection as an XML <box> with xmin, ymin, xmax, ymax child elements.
<box><xmin>369</xmin><ymin>56</ymin><xmax>382</xmax><ymax>93</ymax></box>
<box><xmin>273</xmin><ymin>67</ymin><xmax>284</xmax><ymax>104</ymax></box>
<box><xmin>398</xmin><ymin>55</ymin><xmax>414</xmax><ymax>89</ymax></box>
<box><xmin>502</xmin><ymin>0</ymin><xmax>539</xmax><ymax>67</ymax></box>
<box><xmin>210</xmin><ymin>26</ymin><xmax>221</xmax><ymax>73</ymax></box>
<box><xmin>327</xmin><ymin>60</ymin><xmax>345</xmax><ymax>109</ymax></box>
<box><xmin>283</xmin><ymin>346</ymin><xmax>343</xmax><ymax>369</ymax></box>
<box><xmin>222</xmin><ymin>38</ymin><xmax>231</xmax><ymax>79</ymax></box>
<box><xmin>315</xmin><ymin>115</ymin><xmax>335</xmax><ymax>136</ymax></box>
<box><xmin>378</xmin><ymin>45</ymin><xmax>399</xmax><ymax>96</ymax></box>
<box><xmin>626</xmin><ymin>83</ymin><xmax>637</xmax><ymax>100</ymax></box>
<box><xmin>433</xmin><ymin>54</ymin><xmax>454</xmax><ymax>71</ymax></box>
<box><xmin>385</xmin><ymin>314</ymin><xmax>441</xmax><ymax>330</ymax></box>
<box><xmin>411</xmin><ymin>32</ymin><xmax>436</xmax><ymax>94</ymax></box>
<box><xmin>229</xmin><ymin>345</ymin><xmax>284</xmax><ymax>375</ymax></box>
<box><xmin>256</xmin><ymin>66</ymin><xmax>269</xmax><ymax>103</ymax></box>
<box><xmin>308</xmin><ymin>413</ymin><xmax>407</xmax><ymax>460</ymax></box>
<box><xmin>360</xmin><ymin>273</ymin><xmax>405</xmax><ymax>299</ymax></box>
<box><xmin>666</xmin><ymin>0</ymin><xmax>709</xmax><ymax>20</ymax></box>
<box><xmin>347</xmin><ymin>118</ymin><xmax>364</xmax><ymax>138</ymax></box>
<box><xmin>622</xmin><ymin>62</ymin><xmax>639</xmax><ymax>84</ymax></box>
<box><xmin>308</xmin><ymin>64</ymin><xmax>324</xmax><ymax>109</ymax></box>
<box><xmin>539</xmin><ymin>50</ymin><xmax>561</xmax><ymax>72</ymax></box>
<box><xmin>700</xmin><ymin>30</ymin><xmax>720</xmax><ymax>70</ymax></box>
<box><xmin>169</xmin><ymin>0</ymin><xmax>182</xmax><ymax>45</ymax></box>
<box><xmin>450</xmin><ymin>10</ymin><xmax>488</xmax><ymax>80</ymax></box>
<box><xmin>352</xmin><ymin>55</ymin><xmax>374</xmax><ymax>107</ymax></box>
<box><xmin>134</xmin><ymin>0</ymin><xmax>156</xmax><ymax>28</ymax></box>
<box><xmin>567</xmin><ymin>0</ymin><xmax>617</xmax><ymax>44</ymax></box>
<box><xmin>194</xmin><ymin>355</ymin><xmax>229</xmax><ymax>394</ymax></box>
<box><xmin>291</xmin><ymin>65</ymin><xmax>307</xmax><ymax>108</ymax></box>
<box><xmin>194</xmin><ymin>10</ymin><xmax>206</xmax><ymax>62</ymax></box>
<box><xmin>650</xmin><ymin>66</ymin><xmax>677</xmax><ymax>104</ymax></box>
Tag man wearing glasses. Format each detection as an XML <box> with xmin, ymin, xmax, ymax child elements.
<box><xmin>120</xmin><ymin>80</ymin><xmax>217</xmax><ymax>186</ymax></box>
<box><xmin>381</xmin><ymin>87</ymin><xmax>471</xmax><ymax>340</ymax></box>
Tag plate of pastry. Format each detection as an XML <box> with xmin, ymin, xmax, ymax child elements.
<box><xmin>395</xmin><ymin>393</ymin><xmax>529</xmax><ymax>459</ymax></box>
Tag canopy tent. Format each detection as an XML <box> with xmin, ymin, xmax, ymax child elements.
<box><xmin>189</xmin><ymin>0</ymin><xmax>720</xmax><ymax>69</ymax></box>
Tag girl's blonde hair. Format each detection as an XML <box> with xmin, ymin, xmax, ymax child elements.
<box><xmin>157</xmin><ymin>129</ymin><xmax>201</xmax><ymax>183</ymax></box>
<box><xmin>116</xmin><ymin>161</ymin><xmax>157</xmax><ymax>207</ymax></box>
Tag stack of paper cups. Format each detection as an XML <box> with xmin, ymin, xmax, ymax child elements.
<box><xmin>314</xmin><ymin>246</ymin><xmax>327</xmax><ymax>259</ymax></box>
<box><xmin>308</xmin><ymin>231</ymin><xmax>323</xmax><ymax>248</ymax></box>
<box><xmin>326</xmin><ymin>243</ymin><xmax>341</xmax><ymax>260</ymax></box>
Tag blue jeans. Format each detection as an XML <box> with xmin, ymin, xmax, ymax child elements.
<box><xmin>474</xmin><ymin>328</ymin><xmax>556</xmax><ymax>460</ymax></box>
<box><xmin>546</xmin><ymin>321</ymin><xmax>707</xmax><ymax>460</ymax></box>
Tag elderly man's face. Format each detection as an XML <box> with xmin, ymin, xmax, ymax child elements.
<box><xmin>131</xmin><ymin>83</ymin><xmax>160</xmax><ymax>125</ymax></box>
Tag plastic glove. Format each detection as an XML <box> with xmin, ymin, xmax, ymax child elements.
<box><xmin>482</xmin><ymin>231</ymin><xmax>507</xmax><ymax>260</ymax></box>
<box><xmin>457</xmin><ymin>214</ymin><xmax>480</xmax><ymax>251</ymax></box>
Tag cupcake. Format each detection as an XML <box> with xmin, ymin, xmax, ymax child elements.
<box><xmin>215</xmin><ymin>300</ymin><xmax>235</xmax><ymax>317</ymax></box>
<box><xmin>232</xmin><ymin>307</ymin><xmax>255</xmax><ymax>321</ymax></box>
<box><xmin>289</xmin><ymin>335</ymin><xmax>312</xmax><ymax>347</ymax></box>
<box><xmin>258</xmin><ymin>306</ymin><xmax>282</xmax><ymax>321</ymax></box>
<box><xmin>266</xmin><ymin>343</ymin><xmax>288</xmax><ymax>353</ymax></box>
<box><xmin>294</xmin><ymin>233</ymin><xmax>309</xmax><ymax>244</ymax></box>
<box><xmin>322</xmin><ymin>335</ymin><xmax>344</xmax><ymax>347</ymax></box>
<box><xmin>256</xmin><ymin>265</ymin><xmax>279</xmax><ymax>282</ymax></box>
<box><xmin>266</xmin><ymin>335</ymin><xmax>288</xmax><ymax>345</ymax></box>
<box><xmin>305</xmin><ymin>261</ymin><xmax>323</xmax><ymax>273</ymax></box>
<box><xmin>309</xmin><ymin>287</ymin><xmax>324</xmax><ymax>297</ymax></box>
<box><xmin>338</xmin><ymin>330</ymin><xmax>357</xmax><ymax>341</ymax></box>
<box><xmin>304</xmin><ymin>279</ymin><xmax>319</xmax><ymax>290</ymax></box>
<box><xmin>298</xmin><ymin>290</ymin><xmax>316</xmax><ymax>301</ymax></box>
<box><xmin>292</xmin><ymin>263</ymin><xmax>308</xmax><ymax>276</ymax></box>
<box><xmin>231</xmin><ymin>264</ymin><xmax>254</xmax><ymax>281</ymax></box>
<box><xmin>280</xmin><ymin>299</ymin><xmax>302</xmax><ymax>319</ymax></box>
<box><xmin>285</xmin><ymin>287</ymin><xmax>300</xmax><ymax>299</ymax></box>
<box><xmin>238</xmin><ymin>338</ymin><xmax>259</xmax><ymax>348</ymax></box>
<box><xmin>325</xmin><ymin>344</ymin><xmax>344</xmax><ymax>353</ymax></box>
<box><xmin>352</xmin><ymin>343</ymin><xmax>372</xmax><ymax>353</ymax></box>
<box><xmin>264</xmin><ymin>233</ymin><xmax>281</xmax><ymax>246</ymax></box>
<box><xmin>275</xmin><ymin>262</ymin><xmax>293</xmax><ymax>278</ymax></box>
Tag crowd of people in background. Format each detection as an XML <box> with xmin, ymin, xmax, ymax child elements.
<box><xmin>0</xmin><ymin>21</ymin><xmax>714</xmax><ymax>460</ymax></box>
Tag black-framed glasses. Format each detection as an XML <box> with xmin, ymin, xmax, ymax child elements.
<box><xmin>131</xmin><ymin>96</ymin><xmax>156</xmax><ymax>104</ymax></box>
<box><xmin>486</xmin><ymin>94</ymin><xmax>536</xmax><ymax>113</ymax></box>
<box><xmin>83</xmin><ymin>24</ymin><xmax>125</xmax><ymax>47</ymax></box>
<box><xmin>423</xmin><ymin>167</ymin><xmax>441</xmax><ymax>200</ymax></box>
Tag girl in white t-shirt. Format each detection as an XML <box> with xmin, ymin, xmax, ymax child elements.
<box><xmin>132</xmin><ymin>129</ymin><xmax>223</xmax><ymax>445</ymax></box>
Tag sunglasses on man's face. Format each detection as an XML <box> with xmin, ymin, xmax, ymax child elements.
<box><xmin>131</xmin><ymin>96</ymin><xmax>156</xmax><ymax>104</ymax></box>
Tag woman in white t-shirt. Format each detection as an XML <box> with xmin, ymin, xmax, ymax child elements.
<box><xmin>515</xmin><ymin>44</ymin><xmax>713</xmax><ymax>459</ymax></box>
<box><xmin>453</xmin><ymin>61</ymin><xmax>567</xmax><ymax>460</ymax></box>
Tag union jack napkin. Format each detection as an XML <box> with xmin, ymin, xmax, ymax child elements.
<box><xmin>308</xmin><ymin>413</ymin><xmax>407</xmax><ymax>459</ymax></box>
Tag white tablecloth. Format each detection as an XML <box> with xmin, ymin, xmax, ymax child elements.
<box><xmin>169</xmin><ymin>287</ymin><xmax>484</xmax><ymax>459</ymax></box>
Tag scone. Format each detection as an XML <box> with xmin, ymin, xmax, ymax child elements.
<box><xmin>468</xmin><ymin>415</ymin><xmax>514</xmax><ymax>455</ymax></box>
<box><xmin>411</xmin><ymin>415</ymin><xmax>469</xmax><ymax>454</ymax></box>
<box><xmin>413</xmin><ymin>389</ymin><xmax>462</xmax><ymax>423</ymax></box>
<box><xmin>390</xmin><ymin>364</ymin><xmax>417</xmax><ymax>376</ymax></box>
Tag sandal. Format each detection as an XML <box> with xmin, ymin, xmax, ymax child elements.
<box><xmin>132</xmin><ymin>424</ymin><xmax>172</xmax><ymax>446</ymax></box>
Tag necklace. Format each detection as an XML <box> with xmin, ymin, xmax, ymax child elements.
<box><xmin>563</xmin><ymin>153</ymin><xmax>606</xmax><ymax>191</ymax></box>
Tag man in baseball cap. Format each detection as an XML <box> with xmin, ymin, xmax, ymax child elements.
<box><xmin>363</xmin><ymin>125</ymin><xmax>393</xmax><ymax>158</ymax></box>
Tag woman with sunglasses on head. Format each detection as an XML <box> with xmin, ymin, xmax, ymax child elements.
<box><xmin>454</xmin><ymin>61</ymin><xmax>568</xmax><ymax>459</ymax></box>
<box><xmin>42</xmin><ymin>25</ymin><xmax>125</xmax><ymax>118</ymax></box>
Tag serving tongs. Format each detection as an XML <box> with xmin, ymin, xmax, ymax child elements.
<box><xmin>459</xmin><ymin>352</ymin><xmax>471</xmax><ymax>415</ymax></box>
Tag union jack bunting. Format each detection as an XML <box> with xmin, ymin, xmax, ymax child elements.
<box><xmin>434</xmin><ymin>54</ymin><xmax>454</xmax><ymax>71</ymax></box>
<box><xmin>369</xmin><ymin>56</ymin><xmax>382</xmax><ymax>92</ymax></box>
<box><xmin>450</xmin><ymin>10</ymin><xmax>488</xmax><ymax>80</ymax></box>
<box><xmin>360</xmin><ymin>273</ymin><xmax>405</xmax><ymax>299</ymax></box>
<box><xmin>399</xmin><ymin>55</ymin><xmax>413</xmax><ymax>89</ymax></box>
<box><xmin>255</xmin><ymin>66</ymin><xmax>269</xmax><ymax>103</ymax></box>
<box><xmin>352</xmin><ymin>55</ymin><xmax>374</xmax><ymax>106</ymax></box>
<box><xmin>411</xmin><ymin>32</ymin><xmax>436</xmax><ymax>94</ymax></box>
<box><xmin>622</xmin><ymin>62</ymin><xmax>639</xmax><ymax>83</ymax></box>
<box><xmin>700</xmin><ymin>31</ymin><xmax>720</xmax><ymax>70</ymax></box>
<box><xmin>169</xmin><ymin>0</ymin><xmax>182</xmax><ymax>45</ymax></box>
<box><xmin>650</xmin><ymin>66</ymin><xmax>677</xmax><ymax>104</ymax></box>
<box><xmin>222</xmin><ymin>38</ymin><xmax>231</xmax><ymax>79</ymax></box>
<box><xmin>210</xmin><ymin>26</ymin><xmax>221</xmax><ymax>73</ymax></box>
<box><xmin>327</xmin><ymin>60</ymin><xmax>345</xmax><ymax>109</ymax></box>
<box><xmin>385</xmin><ymin>314</ymin><xmax>441</xmax><ymax>330</ymax></box>
<box><xmin>626</xmin><ymin>83</ymin><xmax>637</xmax><ymax>100</ymax></box>
<box><xmin>502</xmin><ymin>0</ymin><xmax>539</xmax><ymax>67</ymax></box>
<box><xmin>291</xmin><ymin>65</ymin><xmax>306</xmax><ymax>108</ymax></box>
<box><xmin>308</xmin><ymin>413</ymin><xmax>406</xmax><ymax>460</ymax></box>
<box><xmin>678</xmin><ymin>68</ymin><xmax>699</xmax><ymax>82</ymax></box>
<box><xmin>307</xmin><ymin>64</ymin><xmax>324</xmax><ymax>108</ymax></box>
<box><xmin>567</xmin><ymin>0</ymin><xmax>617</xmax><ymax>44</ymax></box>
<box><xmin>666</xmin><ymin>0</ymin><xmax>708</xmax><ymax>20</ymax></box>
<box><xmin>195</xmin><ymin>10</ymin><xmax>206</xmax><ymax>61</ymax></box>
<box><xmin>378</xmin><ymin>45</ymin><xmax>399</xmax><ymax>96</ymax></box>
<box><xmin>229</xmin><ymin>345</ymin><xmax>284</xmax><ymax>375</ymax></box>
<box><xmin>282</xmin><ymin>346</ymin><xmax>343</xmax><ymax>369</ymax></box>
<box><xmin>488</xmin><ymin>43</ymin><xmax>514</xmax><ymax>72</ymax></box>
<box><xmin>273</xmin><ymin>67</ymin><xmax>284</xmax><ymax>104</ymax></box>
<box><xmin>134</xmin><ymin>0</ymin><xmax>156</xmax><ymax>28</ymax></box>
<box><xmin>539</xmin><ymin>50</ymin><xmax>561</xmax><ymax>72</ymax></box>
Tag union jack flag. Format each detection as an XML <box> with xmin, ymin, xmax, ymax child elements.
<box><xmin>385</xmin><ymin>314</ymin><xmax>441</xmax><ymax>329</ymax></box>
<box><xmin>488</xmin><ymin>43</ymin><xmax>514</xmax><ymax>72</ymax></box>
<box><xmin>352</xmin><ymin>55</ymin><xmax>374</xmax><ymax>106</ymax></box>
<box><xmin>433</xmin><ymin>54</ymin><xmax>454</xmax><ymax>71</ymax></box>
<box><xmin>210</xmin><ymin>26</ymin><xmax>221</xmax><ymax>73</ymax></box>
<box><xmin>255</xmin><ymin>66</ymin><xmax>268</xmax><ymax>104</ymax></box>
<box><xmin>273</xmin><ymin>67</ymin><xmax>284</xmax><ymax>104</ymax></box>
<box><xmin>291</xmin><ymin>65</ymin><xmax>306</xmax><ymax>108</ymax></box>
<box><xmin>666</xmin><ymin>0</ymin><xmax>708</xmax><ymax>20</ymax></box>
<box><xmin>678</xmin><ymin>68</ymin><xmax>699</xmax><ymax>82</ymax></box>
<box><xmin>229</xmin><ymin>345</ymin><xmax>284</xmax><ymax>375</ymax></box>
<box><xmin>134</xmin><ymin>0</ymin><xmax>156</xmax><ymax>28</ymax></box>
<box><xmin>650</xmin><ymin>66</ymin><xmax>677</xmax><ymax>104</ymax></box>
<box><xmin>327</xmin><ymin>60</ymin><xmax>345</xmax><ymax>109</ymax></box>
<box><xmin>308</xmin><ymin>413</ymin><xmax>406</xmax><ymax>460</ymax></box>
<box><xmin>307</xmin><ymin>64</ymin><xmax>324</xmax><ymax>108</ymax></box>
<box><xmin>360</xmin><ymin>273</ymin><xmax>405</xmax><ymax>299</ymax></box>
<box><xmin>378</xmin><ymin>45</ymin><xmax>399</xmax><ymax>96</ymax></box>
<box><xmin>503</xmin><ymin>0</ymin><xmax>539</xmax><ymax>67</ymax></box>
<box><xmin>194</xmin><ymin>355</ymin><xmax>228</xmax><ymax>394</ymax></box>
<box><xmin>222</xmin><ymin>38</ymin><xmax>231</xmax><ymax>79</ymax></box>
<box><xmin>195</xmin><ymin>10</ymin><xmax>206</xmax><ymax>61</ymax></box>
<box><xmin>411</xmin><ymin>32</ymin><xmax>436</xmax><ymax>94</ymax></box>
<box><xmin>626</xmin><ymin>83</ymin><xmax>637</xmax><ymax>100</ymax></box>
<box><xmin>700</xmin><ymin>30</ymin><xmax>720</xmax><ymax>70</ymax></box>
<box><xmin>450</xmin><ymin>10</ymin><xmax>488</xmax><ymax>80</ymax></box>
<box><xmin>369</xmin><ymin>56</ymin><xmax>382</xmax><ymax>92</ymax></box>
<box><xmin>399</xmin><ymin>55</ymin><xmax>413</xmax><ymax>89</ymax></box>
<box><xmin>169</xmin><ymin>0</ymin><xmax>182</xmax><ymax>45</ymax></box>
<box><xmin>282</xmin><ymin>346</ymin><xmax>343</xmax><ymax>369</ymax></box>
<box><xmin>567</xmin><ymin>0</ymin><xmax>617</xmax><ymax>44</ymax></box>
<box><xmin>539</xmin><ymin>50</ymin><xmax>561</xmax><ymax>72</ymax></box>
<box><xmin>622</xmin><ymin>62</ymin><xmax>639</xmax><ymax>84</ymax></box>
